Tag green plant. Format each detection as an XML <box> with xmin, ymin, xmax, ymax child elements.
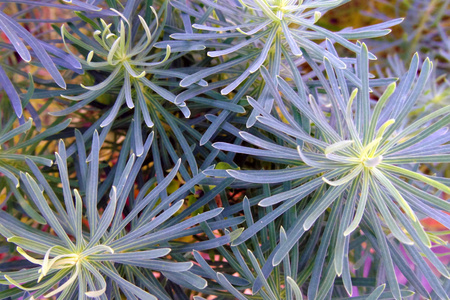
<box><xmin>0</xmin><ymin>131</ymin><xmax>234</xmax><ymax>299</ymax></box>
<box><xmin>213</xmin><ymin>48</ymin><xmax>450</xmax><ymax>298</ymax></box>
<box><xmin>0</xmin><ymin>0</ymin><xmax>448</xmax><ymax>299</ymax></box>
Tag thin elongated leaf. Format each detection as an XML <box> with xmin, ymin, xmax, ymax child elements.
<box><xmin>0</xmin><ymin>13</ymin><xmax>31</xmax><ymax>62</ymax></box>
<box><xmin>19</xmin><ymin>173</ymin><xmax>74</xmax><ymax>251</ymax></box>
<box><xmin>96</xmin><ymin>263</ymin><xmax>157</xmax><ymax>300</ymax></box>
<box><xmin>0</xmin><ymin>65</ymin><xmax>22</xmax><ymax>117</ymax></box>
<box><xmin>2</xmin><ymin>12</ymin><xmax>66</xmax><ymax>88</ymax></box>
<box><xmin>366</xmin><ymin>202</ymin><xmax>402</xmax><ymax>300</ymax></box>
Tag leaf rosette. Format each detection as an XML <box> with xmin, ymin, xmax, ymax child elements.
<box><xmin>55</xmin><ymin>4</ymin><xmax>197</xmax><ymax>156</ymax></box>
<box><xmin>0</xmin><ymin>131</ymin><xmax>229</xmax><ymax>299</ymax></box>
<box><xmin>212</xmin><ymin>47</ymin><xmax>450</xmax><ymax>299</ymax></box>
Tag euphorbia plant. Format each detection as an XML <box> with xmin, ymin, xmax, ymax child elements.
<box><xmin>0</xmin><ymin>0</ymin><xmax>448</xmax><ymax>299</ymax></box>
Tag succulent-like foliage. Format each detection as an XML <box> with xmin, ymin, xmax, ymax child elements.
<box><xmin>213</xmin><ymin>47</ymin><xmax>450</xmax><ymax>299</ymax></box>
<box><xmin>0</xmin><ymin>105</ymin><xmax>70</xmax><ymax>224</ymax></box>
<box><xmin>192</xmin><ymin>196</ymin><xmax>424</xmax><ymax>299</ymax></box>
<box><xmin>172</xmin><ymin>0</ymin><xmax>400</xmax><ymax>93</ymax></box>
<box><xmin>192</xmin><ymin>196</ymin><xmax>309</xmax><ymax>300</ymax></box>
<box><xmin>0</xmin><ymin>0</ymin><xmax>449</xmax><ymax>299</ymax></box>
<box><xmin>55</xmin><ymin>3</ymin><xmax>200</xmax><ymax>156</ymax></box>
<box><xmin>362</xmin><ymin>0</ymin><xmax>450</xmax><ymax>85</ymax></box>
<box><xmin>0</xmin><ymin>0</ymin><xmax>98</xmax><ymax>117</ymax></box>
<box><xmin>0</xmin><ymin>132</ymin><xmax>234</xmax><ymax>299</ymax></box>
<box><xmin>379</xmin><ymin>54</ymin><xmax>450</xmax><ymax>119</ymax></box>
<box><xmin>169</xmin><ymin>0</ymin><xmax>402</xmax><ymax>142</ymax></box>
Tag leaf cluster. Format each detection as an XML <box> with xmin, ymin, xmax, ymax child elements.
<box><xmin>0</xmin><ymin>0</ymin><xmax>448</xmax><ymax>299</ymax></box>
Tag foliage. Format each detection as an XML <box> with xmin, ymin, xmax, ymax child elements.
<box><xmin>213</xmin><ymin>49</ymin><xmax>450</xmax><ymax>299</ymax></box>
<box><xmin>0</xmin><ymin>131</ymin><xmax>236</xmax><ymax>299</ymax></box>
<box><xmin>0</xmin><ymin>0</ymin><xmax>448</xmax><ymax>299</ymax></box>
